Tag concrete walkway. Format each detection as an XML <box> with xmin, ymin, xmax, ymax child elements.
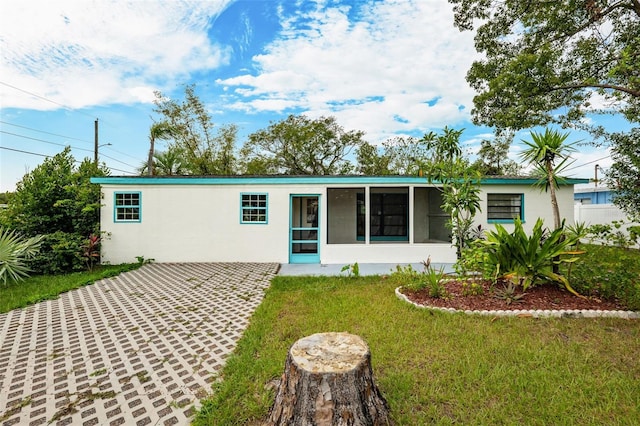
<box><xmin>0</xmin><ymin>263</ymin><xmax>278</xmax><ymax>426</ymax></box>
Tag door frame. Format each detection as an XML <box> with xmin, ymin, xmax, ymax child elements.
<box><xmin>289</xmin><ymin>194</ymin><xmax>321</xmax><ymax>264</ymax></box>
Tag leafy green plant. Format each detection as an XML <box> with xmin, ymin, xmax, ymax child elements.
<box><xmin>340</xmin><ymin>262</ymin><xmax>360</xmax><ymax>278</ymax></box>
<box><xmin>481</xmin><ymin>218</ymin><xmax>582</xmax><ymax>295</ymax></box>
<box><xmin>455</xmin><ymin>239</ymin><xmax>494</xmax><ymax>278</ymax></box>
<box><xmin>0</xmin><ymin>227</ymin><xmax>43</xmax><ymax>285</ymax></box>
<box><xmin>461</xmin><ymin>281</ymin><xmax>484</xmax><ymax>296</ymax></box>
<box><xmin>82</xmin><ymin>234</ymin><xmax>101</xmax><ymax>271</ymax></box>
<box><xmin>28</xmin><ymin>232</ymin><xmax>86</xmax><ymax>275</ymax></box>
<box><xmin>586</xmin><ymin>220</ymin><xmax>639</xmax><ymax>249</ymax></box>
<box><xmin>493</xmin><ymin>281</ymin><xmax>527</xmax><ymax>305</ymax></box>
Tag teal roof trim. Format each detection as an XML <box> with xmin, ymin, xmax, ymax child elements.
<box><xmin>90</xmin><ymin>176</ymin><xmax>589</xmax><ymax>186</ymax></box>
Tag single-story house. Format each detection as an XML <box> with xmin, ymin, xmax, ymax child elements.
<box><xmin>90</xmin><ymin>175</ymin><xmax>588</xmax><ymax>265</ymax></box>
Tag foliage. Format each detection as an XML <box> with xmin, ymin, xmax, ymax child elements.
<box><xmin>449</xmin><ymin>0</ymin><xmax>639</xmax><ymax>130</ymax></box>
<box><xmin>138</xmin><ymin>146</ymin><xmax>188</xmax><ymax>176</ymax></box>
<box><xmin>0</xmin><ymin>147</ymin><xmax>106</xmax><ymax>236</ymax></box>
<box><xmin>422</xmin><ymin>127</ymin><xmax>482</xmax><ymax>258</ymax></box>
<box><xmin>29</xmin><ymin>232</ymin><xmax>86</xmax><ymax>275</ymax></box>
<box><xmin>340</xmin><ymin>262</ymin><xmax>360</xmax><ymax>278</ymax></box>
<box><xmin>0</xmin><ymin>148</ymin><xmax>108</xmax><ymax>275</ymax></box>
<box><xmin>455</xmin><ymin>239</ymin><xmax>493</xmax><ymax>278</ymax></box>
<box><xmin>146</xmin><ymin>121</ymin><xmax>176</xmax><ymax>176</ymax></box>
<box><xmin>449</xmin><ymin>0</ymin><xmax>639</xmax><ymax>218</ymax></box>
<box><xmin>585</xmin><ymin>220</ymin><xmax>640</xmax><ymax>249</ymax></box>
<box><xmin>461</xmin><ymin>280</ymin><xmax>484</xmax><ymax>297</ymax></box>
<box><xmin>562</xmin><ymin>244</ymin><xmax>640</xmax><ymax>311</ymax></box>
<box><xmin>0</xmin><ymin>227</ymin><xmax>43</xmax><ymax>285</ymax></box>
<box><xmin>493</xmin><ymin>281</ymin><xmax>527</xmax><ymax>305</ymax></box>
<box><xmin>82</xmin><ymin>234</ymin><xmax>101</xmax><ymax>272</ymax></box>
<box><xmin>607</xmin><ymin>128</ymin><xmax>640</xmax><ymax>219</ymax></box>
<box><xmin>153</xmin><ymin>84</ymin><xmax>238</xmax><ymax>175</ymax></box>
<box><xmin>472</xmin><ymin>131</ymin><xmax>521</xmax><ymax>176</ymax></box>
<box><xmin>520</xmin><ymin>129</ymin><xmax>577</xmax><ymax>230</ymax></box>
<box><xmin>354</xmin><ymin>142</ymin><xmax>393</xmax><ymax>175</ymax></box>
<box><xmin>0</xmin><ymin>263</ymin><xmax>141</xmax><ymax>314</ymax></box>
<box><xmin>195</xmin><ymin>274</ymin><xmax>640</xmax><ymax>425</ymax></box>
<box><xmin>241</xmin><ymin>114</ymin><xmax>364</xmax><ymax>175</ymax></box>
<box><xmin>481</xmin><ymin>218</ymin><xmax>582</xmax><ymax>295</ymax></box>
<box><xmin>0</xmin><ymin>192</ymin><xmax>11</xmax><ymax>204</ymax></box>
<box><xmin>391</xmin><ymin>258</ymin><xmax>448</xmax><ymax>298</ymax></box>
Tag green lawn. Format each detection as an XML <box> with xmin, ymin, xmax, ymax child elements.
<box><xmin>0</xmin><ymin>263</ymin><xmax>140</xmax><ymax>314</ymax></box>
<box><xmin>195</xmin><ymin>275</ymin><xmax>640</xmax><ymax>425</ymax></box>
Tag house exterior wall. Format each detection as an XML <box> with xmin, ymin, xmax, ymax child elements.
<box><xmin>475</xmin><ymin>184</ymin><xmax>576</xmax><ymax>233</ymax></box>
<box><xmin>94</xmin><ymin>177</ymin><xmax>585</xmax><ymax>265</ymax></box>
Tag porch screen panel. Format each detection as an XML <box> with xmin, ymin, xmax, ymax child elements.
<box><xmin>327</xmin><ymin>188</ymin><xmax>364</xmax><ymax>244</ymax></box>
<box><xmin>370</xmin><ymin>188</ymin><xmax>408</xmax><ymax>242</ymax></box>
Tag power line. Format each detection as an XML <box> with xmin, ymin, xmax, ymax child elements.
<box><xmin>0</xmin><ymin>146</ymin><xmax>48</xmax><ymax>157</ymax></box>
<box><xmin>0</xmin><ymin>146</ymin><xmax>136</xmax><ymax>175</ymax></box>
<box><xmin>1</xmin><ymin>130</ymin><xmax>139</xmax><ymax>169</ymax></box>
<box><xmin>564</xmin><ymin>155</ymin><xmax>611</xmax><ymax>172</ymax></box>
<box><xmin>0</xmin><ymin>81</ymin><xmax>101</xmax><ymax>121</ymax></box>
<box><xmin>0</xmin><ymin>120</ymin><xmax>93</xmax><ymax>144</ymax></box>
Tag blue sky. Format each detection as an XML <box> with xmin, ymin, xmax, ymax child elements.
<box><xmin>0</xmin><ymin>0</ymin><xmax>622</xmax><ymax>192</ymax></box>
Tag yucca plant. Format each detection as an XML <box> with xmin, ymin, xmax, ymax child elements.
<box><xmin>481</xmin><ymin>218</ymin><xmax>583</xmax><ymax>296</ymax></box>
<box><xmin>0</xmin><ymin>227</ymin><xmax>44</xmax><ymax>285</ymax></box>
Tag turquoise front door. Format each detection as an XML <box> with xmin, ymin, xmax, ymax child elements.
<box><xmin>289</xmin><ymin>195</ymin><xmax>320</xmax><ymax>263</ymax></box>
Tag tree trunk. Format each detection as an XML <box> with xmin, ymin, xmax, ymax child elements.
<box><xmin>147</xmin><ymin>135</ymin><xmax>155</xmax><ymax>176</ymax></box>
<box><xmin>266</xmin><ymin>332</ymin><xmax>391</xmax><ymax>426</ymax></box>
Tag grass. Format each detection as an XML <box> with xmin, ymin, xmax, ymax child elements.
<box><xmin>0</xmin><ymin>263</ymin><xmax>140</xmax><ymax>313</ymax></box>
<box><xmin>194</xmin><ymin>275</ymin><xmax>640</xmax><ymax>425</ymax></box>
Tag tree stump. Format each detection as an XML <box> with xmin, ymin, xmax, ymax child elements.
<box><xmin>266</xmin><ymin>332</ymin><xmax>391</xmax><ymax>426</ymax></box>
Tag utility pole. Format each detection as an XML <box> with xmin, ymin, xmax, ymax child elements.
<box><xmin>94</xmin><ymin>118</ymin><xmax>99</xmax><ymax>165</ymax></box>
<box><xmin>594</xmin><ymin>164</ymin><xmax>599</xmax><ymax>188</ymax></box>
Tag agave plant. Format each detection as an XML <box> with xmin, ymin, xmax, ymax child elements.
<box><xmin>0</xmin><ymin>227</ymin><xmax>44</xmax><ymax>285</ymax></box>
<box><xmin>481</xmin><ymin>218</ymin><xmax>583</xmax><ymax>296</ymax></box>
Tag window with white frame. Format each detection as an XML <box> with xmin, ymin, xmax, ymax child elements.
<box><xmin>241</xmin><ymin>193</ymin><xmax>268</xmax><ymax>224</ymax></box>
<box><xmin>487</xmin><ymin>193</ymin><xmax>523</xmax><ymax>222</ymax></box>
<box><xmin>114</xmin><ymin>192</ymin><xmax>141</xmax><ymax>222</ymax></box>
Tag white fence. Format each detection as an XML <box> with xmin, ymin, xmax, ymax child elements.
<box><xmin>574</xmin><ymin>203</ymin><xmax>638</xmax><ymax>247</ymax></box>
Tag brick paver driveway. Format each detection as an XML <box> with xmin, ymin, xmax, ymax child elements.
<box><xmin>0</xmin><ymin>263</ymin><xmax>279</xmax><ymax>426</ymax></box>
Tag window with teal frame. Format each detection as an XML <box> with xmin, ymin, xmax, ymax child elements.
<box><xmin>241</xmin><ymin>193</ymin><xmax>268</xmax><ymax>224</ymax></box>
<box><xmin>487</xmin><ymin>193</ymin><xmax>523</xmax><ymax>222</ymax></box>
<box><xmin>114</xmin><ymin>192</ymin><xmax>141</xmax><ymax>222</ymax></box>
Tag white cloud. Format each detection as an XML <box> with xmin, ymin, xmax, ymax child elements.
<box><xmin>0</xmin><ymin>0</ymin><xmax>233</xmax><ymax>110</ymax></box>
<box><xmin>216</xmin><ymin>0</ymin><xmax>479</xmax><ymax>142</ymax></box>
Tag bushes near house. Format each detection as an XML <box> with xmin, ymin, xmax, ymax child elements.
<box><xmin>563</xmin><ymin>244</ymin><xmax>640</xmax><ymax>311</ymax></box>
<box><xmin>0</xmin><ymin>148</ymin><xmax>108</xmax><ymax>274</ymax></box>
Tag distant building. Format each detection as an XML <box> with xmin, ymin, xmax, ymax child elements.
<box><xmin>574</xmin><ymin>187</ymin><xmax>614</xmax><ymax>205</ymax></box>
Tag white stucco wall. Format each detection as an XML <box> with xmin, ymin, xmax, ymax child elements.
<box><xmin>97</xmin><ymin>180</ymin><xmax>578</xmax><ymax>265</ymax></box>
<box><xmin>476</xmin><ymin>184</ymin><xmax>576</xmax><ymax>233</ymax></box>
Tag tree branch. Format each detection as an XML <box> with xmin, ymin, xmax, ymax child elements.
<box><xmin>550</xmin><ymin>82</ymin><xmax>640</xmax><ymax>98</ymax></box>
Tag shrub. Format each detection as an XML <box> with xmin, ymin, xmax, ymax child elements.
<box><xmin>0</xmin><ymin>227</ymin><xmax>43</xmax><ymax>285</ymax></box>
<box><xmin>481</xmin><ymin>218</ymin><xmax>582</xmax><ymax>295</ymax></box>
<box><xmin>28</xmin><ymin>232</ymin><xmax>86</xmax><ymax>275</ymax></box>
<box><xmin>563</xmin><ymin>244</ymin><xmax>640</xmax><ymax>310</ymax></box>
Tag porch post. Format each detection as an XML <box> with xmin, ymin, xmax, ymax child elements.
<box><xmin>409</xmin><ymin>186</ymin><xmax>414</xmax><ymax>244</ymax></box>
<box><xmin>365</xmin><ymin>186</ymin><xmax>370</xmax><ymax>244</ymax></box>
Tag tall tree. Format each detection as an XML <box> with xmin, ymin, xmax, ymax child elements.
<box><xmin>607</xmin><ymin>128</ymin><xmax>640</xmax><ymax>220</ymax></box>
<box><xmin>472</xmin><ymin>131</ymin><xmax>521</xmax><ymax>176</ymax></box>
<box><xmin>153</xmin><ymin>85</ymin><xmax>239</xmax><ymax>175</ymax></box>
<box><xmin>449</xmin><ymin>0</ymin><xmax>639</xmax><ymax>215</ymax></box>
<box><xmin>147</xmin><ymin>121</ymin><xmax>174</xmax><ymax>176</ymax></box>
<box><xmin>520</xmin><ymin>129</ymin><xmax>577</xmax><ymax>230</ymax></box>
<box><xmin>241</xmin><ymin>115</ymin><xmax>365</xmax><ymax>175</ymax></box>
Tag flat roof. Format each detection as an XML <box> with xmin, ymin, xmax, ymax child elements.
<box><xmin>91</xmin><ymin>175</ymin><xmax>590</xmax><ymax>186</ymax></box>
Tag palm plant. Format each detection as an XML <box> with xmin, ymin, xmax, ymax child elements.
<box><xmin>0</xmin><ymin>227</ymin><xmax>44</xmax><ymax>285</ymax></box>
<box><xmin>147</xmin><ymin>121</ymin><xmax>175</xmax><ymax>176</ymax></box>
<box><xmin>520</xmin><ymin>129</ymin><xmax>577</xmax><ymax>230</ymax></box>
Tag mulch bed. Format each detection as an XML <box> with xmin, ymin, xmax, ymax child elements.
<box><xmin>400</xmin><ymin>279</ymin><xmax>630</xmax><ymax>311</ymax></box>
